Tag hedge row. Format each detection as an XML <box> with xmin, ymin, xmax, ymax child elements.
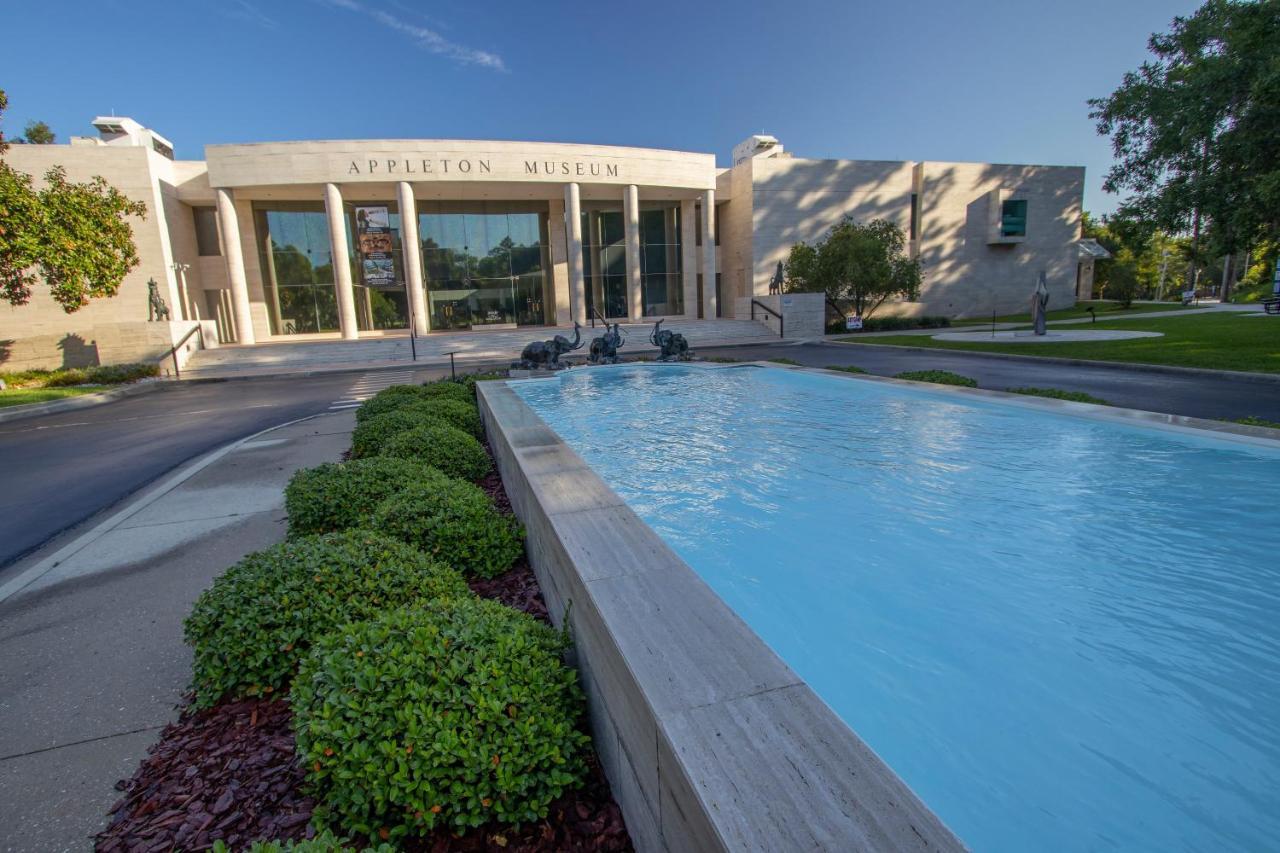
<box><xmin>187</xmin><ymin>377</ymin><xmax>587</xmax><ymax>844</ymax></box>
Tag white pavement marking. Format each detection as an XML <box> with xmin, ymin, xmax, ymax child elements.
<box><xmin>327</xmin><ymin>370</ymin><xmax>416</xmax><ymax>410</ymax></box>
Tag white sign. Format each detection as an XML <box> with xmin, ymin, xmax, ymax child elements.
<box><xmin>846</xmin><ymin>315</ymin><xmax>863</xmax><ymax>331</ymax></box>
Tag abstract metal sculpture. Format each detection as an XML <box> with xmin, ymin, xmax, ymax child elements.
<box><xmin>649</xmin><ymin>319</ymin><xmax>691</xmax><ymax>361</ymax></box>
<box><xmin>589</xmin><ymin>322</ymin><xmax>625</xmax><ymax>364</ymax></box>
<box><xmin>147</xmin><ymin>278</ymin><xmax>171</xmax><ymax>322</ymax></box>
<box><xmin>1031</xmin><ymin>272</ymin><xmax>1049</xmax><ymax>336</ymax></box>
<box><xmin>513</xmin><ymin>322</ymin><xmax>583</xmax><ymax>369</ymax></box>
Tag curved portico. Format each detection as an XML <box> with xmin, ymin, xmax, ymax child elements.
<box><xmin>206</xmin><ymin>140</ymin><xmax>718</xmax><ymax>341</ymax></box>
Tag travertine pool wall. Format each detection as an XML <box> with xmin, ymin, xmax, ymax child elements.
<box><xmin>477</xmin><ymin>377</ymin><xmax>965</xmax><ymax>853</ymax></box>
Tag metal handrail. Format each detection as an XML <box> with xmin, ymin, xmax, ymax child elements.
<box><xmin>589</xmin><ymin>305</ymin><xmax>609</xmax><ymax>328</ymax></box>
<box><xmin>160</xmin><ymin>322</ymin><xmax>205</xmax><ymax>379</ymax></box>
<box><xmin>750</xmin><ymin>299</ymin><xmax>784</xmax><ymax>338</ymax></box>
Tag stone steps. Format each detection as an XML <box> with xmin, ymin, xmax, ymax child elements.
<box><xmin>182</xmin><ymin>320</ymin><xmax>784</xmax><ymax>377</ymax></box>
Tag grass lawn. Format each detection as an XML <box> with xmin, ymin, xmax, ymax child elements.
<box><xmin>837</xmin><ymin>313</ymin><xmax>1280</xmax><ymax>374</ymax></box>
<box><xmin>951</xmin><ymin>300</ymin><xmax>1198</xmax><ymax>327</ymax></box>
<box><xmin>0</xmin><ymin>385</ymin><xmax>110</xmax><ymax>408</ymax></box>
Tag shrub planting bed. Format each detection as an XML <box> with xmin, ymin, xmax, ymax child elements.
<box><xmin>98</xmin><ymin>379</ymin><xmax>631</xmax><ymax>852</ymax></box>
<box><xmin>894</xmin><ymin>369</ymin><xmax>978</xmax><ymax>387</ymax></box>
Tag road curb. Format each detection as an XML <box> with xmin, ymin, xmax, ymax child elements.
<box><xmin>0</xmin><ymin>381</ymin><xmax>173</xmax><ymax>424</ymax></box>
<box><xmin>0</xmin><ymin>411</ymin><xmax>334</xmax><ymax>605</ymax></box>
<box><xmin>824</xmin><ymin>340</ymin><xmax>1280</xmax><ymax>385</ymax></box>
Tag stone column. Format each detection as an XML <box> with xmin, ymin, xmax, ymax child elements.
<box><xmin>214</xmin><ymin>187</ymin><xmax>256</xmax><ymax>345</ymax></box>
<box><xmin>624</xmin><ymin>184</ymin><xmax>642</xmax><ymax>320</ymax></box>
<box><xmin>547</xmin><ymin>198</ymin><xmax>572</xmax><ymax>326</ymax></box>
<box><xmin>564</xmin><ymin>183</ymin><xmax>586</xmax><ymax>324</ymax></box>
<box><xmin>396</xmin><ymin>182</ymin><xmax>428</xmax><ymax>334</ymax></box>
<box><xmin>324</xmin><ymin>182</ymin><xmax>359</xmax><ymax>340</ymax></box>
<box><xmin>680</xmin><ymin>198</ymin><xmax>698</xmax><ymax>318</ymax></box>
<box><xmin>701</xmin><ymin>189</ymin><xmax>717</xmax><ymax>319</ymax></box>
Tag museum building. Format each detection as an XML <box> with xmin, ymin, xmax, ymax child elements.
<box><xmin>0</xmin><ymin>118</ymin><xmax>1089</xmax><ymax>369</ymax></box>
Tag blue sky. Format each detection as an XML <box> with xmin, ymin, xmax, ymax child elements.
<box><xmin>4</xmin><ymin>0</ymin><xmax>1199</xmax><ymax>214</ymax></box>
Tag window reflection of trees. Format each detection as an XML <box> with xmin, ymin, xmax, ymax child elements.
<box><xmin>256</xmin><ymin>208</ymin><xmax>342</xmax><ymax>335</ymax></box>
<box><xmin>419</xmin><ymin>204</ymin><xmax>550</xmax><ymax>330</ymax></box>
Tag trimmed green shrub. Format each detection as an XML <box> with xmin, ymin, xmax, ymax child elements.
<box><xmin>1009</xmin><ymin>387</ymin><xmax>1109</xmax><ymax>405</ymax></box>
<box><xmin>372</xmin><ymin>478</ymin><xmax>521</xmax><ymax>578</ymax></box>
<box><xmin>460</xmin><ymin>371</ymin><xmax>506</xmax><ymax>390</ymax></box>
<box><xmin>419</xmin><ymin>379</ymin><xmax>476</xmax><ymax>404</ymax></box>
<box><xmin>183</xmin><ymin>531</ymin><xmax>470</xmax><ymax>708</ymax></box>
<box><xmin>893</xmin><ymin>369</ymin><xmax>978</xmax><ymax>387</ymax></box>
<box><xmin>354</xmin><ymin>386</ymin><xmax>431</xmax><ymax>424</ymax></box>
<box><xmin>824</xmin><ymin>364</ymin><xmax>868</xmax><ymax>374</ymax></box>
<box><xmin>293</xmin><ymin>600</ymin><xmax>589</xmax><ymax>839</ymax></box>
<box><xmin>285</xmin><ymin>457</ymin><xmax>451</xmax><ymax>536</ymax></box>
<box><xmin>378</xmin><ymin>422</ymin><xmax>491</xmax><ymax>481</ymax></box>
<box><xmin>1235</xmin><ymin>416</ymin><xmax>1280</xmax><ymax>430</ymax></box>
<box><xmin>1</xmin><ymin>362</ymin><xmax>159</xmax><ymax>389</ymax></box>
<box><xmin>767</xmin><ymin>357</ymin><xmax>800</xmax><ymax>366</ymax></box>
<box><xmin>355</xmin><ymin>382</ymin><xmax>474</xmax><ymax>425</ymax></box>
<box><xmin>405</xmin><ymin>398</ymin><xmax>483</xmax><ymax>438</ymax></box>
<box><xmin>349</xmin><ymin>410</ymin><xmax>432</xmax><ymax>459</ymax></box>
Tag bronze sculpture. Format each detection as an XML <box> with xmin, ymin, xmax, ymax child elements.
<box><xmin>768</xmin><ymin>260</ymin><xmax>784</xmax><ymax>295</ymax></box>
<box><xmin>649</xmin><ymin>319</ymin><xmax>691</xmax><ymax>361</ymax></box>
<box><xmin>147</xmin><ymin>278</ymin><xmax>171</xmax><ymax>322</ymax></box>
<box><xmin>1031</xmin><ymin>272</ymin><xmax>1049</xmax><ymax>336</ymax></box>
<box><xmin>513</xmin><ymin>322</ymin><xmax>583</xmax><ymax>369</ymax></box>
<box><xmin>588</xmin><ymin>323</ymin><xmax>625</xmax><ymax>364</ymax></box>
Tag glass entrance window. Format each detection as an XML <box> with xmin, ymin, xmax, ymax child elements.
<box><xmin>419</xmin><ymin>202</ymin><xmax>551</xmax><ymax>330</ymax></box>
<box><xmin>581</xmin><ymin>207</ymin><xmax>628</xmax><ymax>319</ymax></box>
<box><xmin>254</xmin><ymin>205</ymin><xmax>340</xmax><ymax>335</ymax></box>
<box><xmin>639</xmin><ymin>204</ymin><xmax>683</xmax><ymax>316</ymax></box>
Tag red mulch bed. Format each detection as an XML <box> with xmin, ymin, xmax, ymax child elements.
<box><xmin>96</xmin><ymin>697</ymin><xmax>312</xmax><ymax>851</ymax></box>
<box><xmin>96</xmin><ymin>435</ymin><xmax>630</xmax><ymax>852</ymax></box>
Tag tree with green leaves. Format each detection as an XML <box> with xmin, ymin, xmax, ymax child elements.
<box><xmin>21</xmin><ymin>120</ymin><xmax>54</xmax><ymax>144</ymax></box>
<box><xmin>1089</xmin><ymin>0</ymin><xmax>1280</xmax><ymax>294</ymax></box>
<box><xmin>0</xmin><ymin>90</ymin><xmax>147</xmax><ymax>311</ymax></box>
<box><xmin>783</xmin><ymin>217</ymin><xmax>922</xmax><ymax>318</ymax></box>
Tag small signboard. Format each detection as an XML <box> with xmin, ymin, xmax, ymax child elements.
<box><xmin>355</xmin><ymin>206</ymin><xmax>395</xmax><ymax>287</ymax></box>
<box><xmin>846</xmin><ymin>315</ymin><xmax>863</xmax><ymax>331</ymax></box>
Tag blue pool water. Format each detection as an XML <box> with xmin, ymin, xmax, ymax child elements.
<box><xmin>513</xmin><ymin>365</ymin><xmax>1280</xmax><ymax>852</ymax></box>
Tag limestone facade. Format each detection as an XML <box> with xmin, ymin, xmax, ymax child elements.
<box><xmin>1</xmin><ymin>120</ymin><xmax>1086</xmax><ymax>368</ymax></box>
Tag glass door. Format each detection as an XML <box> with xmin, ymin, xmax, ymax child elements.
<box><xmin>419</xmin><ymin>203</ymin><xmax>553</xmax><ymax>330</ymax></box>
<box><xmin>582</xmin><ymin>208</ymin><xmax>628</xmax><ymax>320</ymax></box>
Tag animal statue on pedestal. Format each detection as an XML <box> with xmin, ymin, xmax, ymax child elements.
<box><xmin>513</xmin><ymin>322</ymin><xmax>583</xmax><ymax>369</ymax></box>
<box><xmin>147</xmin><ymin>279</ymin><xmax>171</xmax><ymax>322</ymax></box>
<box><xmin>589</xmin><ymin>323</ymin><xmax>625</xmax><ymax>364</ymax></box>
<box><xmin>649</xmin><ymin>319</ymin><xmax>691</xmax><ymax>362</ymax></box>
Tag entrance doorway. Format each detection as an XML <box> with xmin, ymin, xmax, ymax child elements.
<box><xmin>581</xmin><ymin>207</ymin><xmax>628</xmax><ymax>320</ymax></box>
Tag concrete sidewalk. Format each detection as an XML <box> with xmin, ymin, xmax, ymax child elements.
<box><xmin>0</xmin><ymin>411</ymin><xmax>354</xmax><ymax>852</ymax></box>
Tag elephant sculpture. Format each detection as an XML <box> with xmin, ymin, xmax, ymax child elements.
<box><xmin>513</xmin><ymin>322</ymin><xmax>584</xmax><ymax>370</ymax></box>
<box><xmin>649</xmin><ymin>319</ymin><xmax>691</xmax><ymax>362</ymax></box>
<box><xmin>589</xmin><ymin>323</ymin><xmax>625</xmax><ymax>364</ymax></box>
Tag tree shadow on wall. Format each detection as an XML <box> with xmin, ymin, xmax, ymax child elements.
<box><xmin>0</xmin><ymin>340</ymin><xmax>11</xmax><ymax>367</ymax></box>
<box><xmin>58</xmin><ymin>334</ymin><xmax>100</xmax><ymax>368</ymax></box>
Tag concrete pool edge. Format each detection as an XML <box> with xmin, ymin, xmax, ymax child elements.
<box><xmin>477</xmin><ymin>378</ymin><xmax>967</xmax><ymax>853</ymax></box>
